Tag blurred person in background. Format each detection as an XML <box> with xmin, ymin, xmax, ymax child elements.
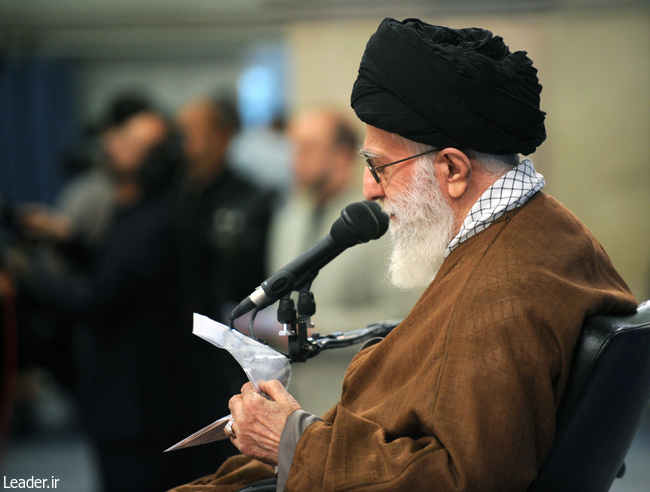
<box><xmin>18</xmin><ymin>93</ymin><xmax>153</xmax><ymax>252</ymax></box>
<box><xmin>175</xmin><ymin>97</ymin><xmax>274</xmax><ymax>324</ymax></box>
<box><xmin>52</xmin><ymin>93</ymin><xmax>154</xmax><ymax>247</ymax></box>
<box><xmin>12</xmin><ymin>108</ymin><xmax>219</xmax><ymax>491</ymax></box>
<box><xmin>2</xmin><ymin>94</ymin><xmax>156</xmax><ymax>438</ymax></box>
<box><xmin>172</xmin><ymin>96</ymin><xmax>276</xmax><ymax>473</ymax></box>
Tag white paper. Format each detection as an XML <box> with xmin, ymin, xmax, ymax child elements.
<box><xmin>193</xmin><ymin>313</ymin><xmax>291</xmax><ymax>392</ymax></box>
<box><xmin>166</xmin><ymin>313</ymin><xmax>291</xmax><ymax>452</ymax></box>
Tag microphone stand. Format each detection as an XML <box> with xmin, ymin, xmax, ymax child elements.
<box><xmin>274</xmin><ymin>268</ymin><xmax>401</xmax><ymax>363</ymax></box>
<box><xmin>277</xmin><ymin>270</ymin><xmax>318</xmax><ymax>363</ymax></box>
<box><xmin>229</xmin><ymin>265</ymin><xmax>401</xmax><ymax>363</ymax></box>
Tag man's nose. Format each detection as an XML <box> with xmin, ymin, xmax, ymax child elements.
<box><xmin>363</xmin><ymin>167</ymin><xmax>385</xmax><ymax>201</ymax></box>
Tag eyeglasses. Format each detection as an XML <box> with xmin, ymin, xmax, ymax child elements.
<box><xmin>360</xmin><ymin>148</ymin><xmax>437</xmax><ymax>184</ymax></box>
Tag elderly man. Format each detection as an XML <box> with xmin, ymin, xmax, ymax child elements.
<box><xmin>170</xmin><ymin>18</ymin><xmax>637</xmax><ymax>492</ymax></box>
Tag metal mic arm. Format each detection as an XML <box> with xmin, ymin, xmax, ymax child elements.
<box><xmin>304</xmin><ymin>319</ymin><xmax>402</xmax><ymax>359</ymax></box>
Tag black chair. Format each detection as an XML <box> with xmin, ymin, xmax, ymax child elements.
<box><xmin>526</xmin><ymin>300</ymin><xmax>650</xmax><ymax>492</ymax></box>
<box><xmin>239</xmin><ymin>302</ymin><xmax>650</xmax><ymax>492</ymax></box>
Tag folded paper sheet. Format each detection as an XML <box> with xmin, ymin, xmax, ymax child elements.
<box><xmin>165</xmin><ymin>313</ymin><xmax>291</xmax><ymax>452</ymax></box>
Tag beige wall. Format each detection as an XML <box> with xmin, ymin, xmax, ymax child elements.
<box><xmin>541</xmin><ymin>11</ymin><xmax>650</xmax><ymax>302</ymax></box>
<box><xmin>287</xmin><ymin>9</ymin><xmax>650</xmax><ymax>302</ymax></box>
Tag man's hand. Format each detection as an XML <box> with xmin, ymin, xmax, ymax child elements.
<box><xmin>228</xmin><ymin>380</ymin><xmax>301</xmax><ymax>466</ymax></box>
<box><xmin>18</xmin><ymin>206</ymin><xmax>74</xmax><ymax>242</ymax></box>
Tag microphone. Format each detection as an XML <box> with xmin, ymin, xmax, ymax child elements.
<box><xmin>229</xmin><ymin>200</ymin><xmax>389</xmax><ymax>321</ymax></box>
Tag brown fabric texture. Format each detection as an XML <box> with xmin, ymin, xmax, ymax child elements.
<box><xmin>168</xmin><ymin>193</ymin><xmax>637</xmax><ymax>492</ymax></box>
<box><xmin>167</xmin><ymin>455</ymin><xmax>275</xmax><ymax>492</ymax></box>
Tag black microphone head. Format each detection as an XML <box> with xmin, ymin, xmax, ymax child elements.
<box><xmin>330</xmin><ymin>200</ymin><xmax>388</xmax><ymax>247</ymax></box>
<box><xmin>364</xmin><ymin>200</ymin><xmax>389</xmax><ymax>239</ymax></box>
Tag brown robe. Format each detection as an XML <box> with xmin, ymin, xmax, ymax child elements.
<box><xmin>169</xmin><ymin>193</ymin><xmax>637</xmax><ymax>492</ymax></box>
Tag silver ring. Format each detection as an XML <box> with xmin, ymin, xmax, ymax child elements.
<box><xmin>224</xmin><ymin>419</ymin><xmax>236</xmax><ymax>438</ymax></box>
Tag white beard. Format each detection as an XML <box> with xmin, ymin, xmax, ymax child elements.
<box><xmin>381</xmin><ymin>161</ymin><xmax>456</xmax><ymax>291</ymax></box>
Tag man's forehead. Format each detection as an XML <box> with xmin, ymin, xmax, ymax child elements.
<box><xmin>362</xmin><ymin>124</ymin><xmax>408</xmax><ymax>157</ymax></box>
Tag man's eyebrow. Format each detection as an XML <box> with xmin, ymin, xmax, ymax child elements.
<box><xmin>357</xmin><ymin>147</ymin><xmax>380</xmax><ymax>158</ymax></box>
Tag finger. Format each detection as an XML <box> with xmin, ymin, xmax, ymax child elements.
<box><xmin>258</xmin><ymin>380</ymin><xmax>292</xmax><ymax>403</ymax></box>
<box><xmin>228</xmin><ymin>394</ymin><xmax>244</xmax><ymax>418</ymax></box>
<box><xmin>240</xmin><ymin>382</ymin><xmax>257</xmax><ymax>396</ymax></box>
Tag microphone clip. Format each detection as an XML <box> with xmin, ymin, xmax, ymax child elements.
<box><xmin>276</xmin><ymin>296</ymin><xmax>315</xmax><ymax>363</ymax></box>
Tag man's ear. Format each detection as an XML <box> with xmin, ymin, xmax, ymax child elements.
<box><xmin>437</xmin><ymin>148</ymin><xmax>471</xmax><ymax>199</ymax></box>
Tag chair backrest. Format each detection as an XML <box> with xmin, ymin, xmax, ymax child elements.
<box><xmin>526</xmin><ymin>301</ymin><xmax>650</xmax><ymax>492</ymax></box>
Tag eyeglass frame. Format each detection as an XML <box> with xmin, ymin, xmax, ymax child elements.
<box><xmin>359</xmin><ymin>148</ymin><xmax>438</xmax><ymax>184</ymax></box>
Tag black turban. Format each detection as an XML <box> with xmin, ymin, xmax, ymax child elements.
<box><xmin>351</xmin><ymin>18</ymin><xmax>546</xmax><ymax>155</ymax></box>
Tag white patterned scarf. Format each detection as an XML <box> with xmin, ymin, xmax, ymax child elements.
<box><xmin>445</xmin><ymin>158</ymin><xmax>545</xmax><ymax>258</ymax></box>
